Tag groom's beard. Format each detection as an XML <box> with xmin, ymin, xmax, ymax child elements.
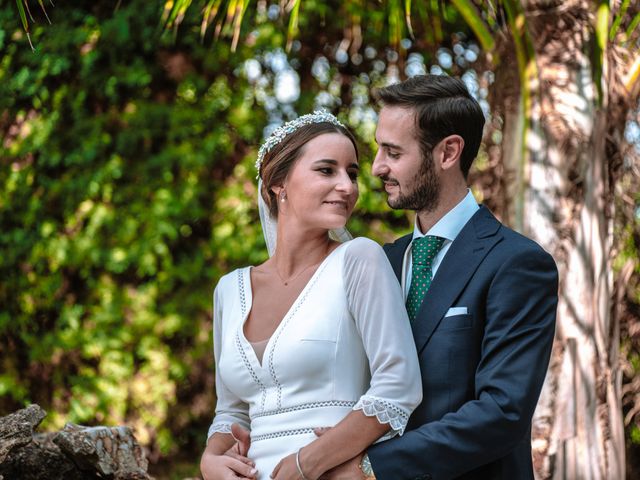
<box><xmin>386</xmin><ymin>153</ymin><xmax>440</xmax><ymax>213</ymax></box>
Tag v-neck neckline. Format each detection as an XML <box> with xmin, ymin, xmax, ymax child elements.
<box><xmin>238</xmin><ymin>241</ymin><xmax>348</xmax><ymax>367</ymax></box>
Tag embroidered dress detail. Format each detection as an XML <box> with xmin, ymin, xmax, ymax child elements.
<box><xmin>252</xmin><ymin>428</ymin><xmax>316</xmax><ymax>443</ymax></box>
<box><xmin>266</xmin><ymin>261</ymin><xmax>330</xmax><ymax>410</ymax></box>
<box><xmin>235</xmin><ymin>331</ymin><xmax>267</xmax><ymax>411</ymax></box>
<box><xmin>252</xmin><ymin>400</ymin><xmax>357</xmax><ymax>419</ymax></box>
<box><xmin>353</xmin><ymin>395</ymin><xmax>409</xmax><ymax>436</ymax></box>
<box><xmin>238</xmin><ymin>269</ymin><xmax>248</xmax><ymax>318</ymax></box>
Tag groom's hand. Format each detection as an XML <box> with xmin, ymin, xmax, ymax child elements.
<box><xmin>314</xmin><ymin>427</ymin><xmax>366</xmax><ymax>480</ymax></box>
<box><xmin>318</xmin><ymin>455</ymin><xmax>364</xmax><ymax>480</ymax></box>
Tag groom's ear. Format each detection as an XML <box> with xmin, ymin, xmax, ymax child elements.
<box><xmin>435</xmin><ymin>135</ymin><xmax>464</xmax><ymax>172</ymax></box>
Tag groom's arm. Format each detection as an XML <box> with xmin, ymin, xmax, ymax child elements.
<box><xmin>367</xmin><ymin>247</ymin><xmax>558</xmax><ymax>480</ymax></box>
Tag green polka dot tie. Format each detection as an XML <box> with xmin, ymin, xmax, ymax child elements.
<box><xmin>406</xmin><ymin>235</ymin><xmax>445</xmax><ymax>322</ymax></box>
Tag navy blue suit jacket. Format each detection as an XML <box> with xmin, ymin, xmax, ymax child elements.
<box><xmin>368</xmin><ymin>206</ymin><xmax>558</xmax><ymax>480</ymax></box>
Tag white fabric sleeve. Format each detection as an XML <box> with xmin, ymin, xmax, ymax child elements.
<box><xmin>343</xmin><ymin>237</ymin><xmax>422</xmax><ymax>439</ymax></box>
<box><xmin>207</xmin><ymin>279</ymin><xmax>250</xmax><ymax>440</ymax></box>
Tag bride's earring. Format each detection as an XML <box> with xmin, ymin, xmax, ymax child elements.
<box><xmin>279</xmin><ymin>190</ymin><xmax>287</xmax><ymax>203</ymax></box>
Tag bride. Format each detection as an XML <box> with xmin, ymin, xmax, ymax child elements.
<box><xmin>200</xmin><ymin>112</ymin><xmax>422</xmax><ymax>480</ymax></box>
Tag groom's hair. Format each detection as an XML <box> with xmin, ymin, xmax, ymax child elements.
<box><xmin>375</xmin><ymin>75</ymin><xmax>485</xmax><ymax>178</ymax></box>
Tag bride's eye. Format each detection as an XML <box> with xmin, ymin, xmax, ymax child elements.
<box><xmin>317</xmin><ymin>167</ymin><xmax>333</xmax><ymax>175</ymax></box>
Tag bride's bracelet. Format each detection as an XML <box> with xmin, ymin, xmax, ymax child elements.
<box><xmin>295</xmin><ymin>448</ymin><xmax>309</xmax><ymax>480</ymax></box>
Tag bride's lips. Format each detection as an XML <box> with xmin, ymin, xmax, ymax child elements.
<box><xmin>324</xmin><ymin>200</ymin><xmax>348</xmax><ymax>209</ymax></box>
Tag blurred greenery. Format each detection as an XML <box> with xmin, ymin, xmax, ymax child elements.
<box><xmin>0</xmin><ymin>0</ymin><xmax>270</xmax><ymax>467</ymax></box>
<box><xmin>2</xmin><ymin>1</ymin><xmax>640</xmax><ymax>479</ymax></box>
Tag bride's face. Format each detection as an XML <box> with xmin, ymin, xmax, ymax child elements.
<box><xmin>280</xmin><ymin>132</ymin><xmax>359</xmax><ymax>231</ymax></box>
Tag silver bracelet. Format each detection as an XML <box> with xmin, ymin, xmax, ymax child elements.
<box><xmin>295</xmin><ymin>448</ymin><xmax>309</xmax><ymax>480</ymax></box>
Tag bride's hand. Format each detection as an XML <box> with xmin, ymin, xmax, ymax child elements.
<box><xmin>271</xmin><ymin>452</ymin><xmax>307</xmax><ymax>480</ymax></box>
<box><xmin>224</xmin><ymin>441</ymin><xmax>255</xmax><ymax>465</ymax></box>
<box><xmin>223</xmin><ymin>423</ymin><xmax>254</xmax><ymax>465</ymax></box>
<box><xmin>201</xmin><ymin>450</ymin><xmax>258</xmax><ymax>480</ymax></box>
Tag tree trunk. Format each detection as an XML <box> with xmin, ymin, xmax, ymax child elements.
<box><xmin>495</xmin><ymin>1</ymin><xmax>629</xmax><ymax>478</ymax></box>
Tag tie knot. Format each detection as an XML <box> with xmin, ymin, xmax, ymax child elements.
<box><xmin>412</xmin><ymin>235</ymin><xmax>445</xmax><ymax>266</ymax></box>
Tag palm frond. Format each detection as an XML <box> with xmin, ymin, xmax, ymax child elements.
<box><xmin>404</xmin><ymin>0</ymin><xmax>414</xmax><ymax>40</ymax></box>
<box><xmin>162</xmin><ymin>0</ymin><xmax>194</xmax><ymax>30</ymax></box>
<box><xmin>200</xmin><ymin>0</ymin><xmax>224</xmax><ymax>41</ymax></box>
<box><xmin>624</xmin><ymin>55</ymin><xmax>640</xmax><ymax>93</ymax></box>
<box><xmin>388</xmin><ymin>0</ymin><xmax>403</xmax><ymax>48</ymax></box>
<box><xmin>626</xmin><ymin>11</ymin><xmax>640</xmax><ymax>41</ymax></box>
<box><xmin>155</xmin><ymin>0</ymin><xmax>503</xmax><ymax>66</ymax></box>
<box><xmin>23</xmin><ymin>0</ymin><xmax>35</xmax><ymax>22</ymax></box>
<box><xmin>594</xmin><ymin>0</ymin><xmax>609</xmax><ymax>106</ymax></box>
<box><xmin>610</xmin><ymin>0</ymin><xmax>630</xmax><ymax>41</ymax></box>
<box><xmin>15</xmin><ymin>0</ymin><xmax>28</xmax><ymax>31</ymax></box>
<box><xmin>15</xmin><ymin>0</ymin><xmax>35</xmax><ymax>51</ymax></box>
<box><xmin>450</xmin><ymin>0</ymin><xmax>494</xmax><ymax>52</ymax></box>
<box><xmin>286</xmin><ymin>0</ymin><xmax>301</xmax><ymax>52</ymax></box>
<box><xmin>36</xmin><ymin>0</ymin><xmax>51</xmax><ymax>24</ymax></box>
<box><xmin>230</xmin><ymin>0</ymin><xmax>251</xmax><ymax>52</ymax></box>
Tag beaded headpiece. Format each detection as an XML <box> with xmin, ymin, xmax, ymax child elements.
<box><xmin>255</xmin><ymin>110</ymin><xmax>346</xmax><ymax>177</ymax></box>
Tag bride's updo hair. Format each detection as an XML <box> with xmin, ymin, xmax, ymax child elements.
<box><xmin>259</xmin><ymin>122</ymin><xmax>358</xmax><ymax>217</ymax></box>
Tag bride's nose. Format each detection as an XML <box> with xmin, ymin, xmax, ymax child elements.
<box><xmin>335</xmin><ymin>171</ymin><xmax>357</xmax><ymax>195</ymax></box>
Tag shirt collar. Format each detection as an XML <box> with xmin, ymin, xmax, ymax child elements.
<box><xmin>412</xmin><ymin>189</ymin><xmax>479</xmax><ymax>243</ymax></box>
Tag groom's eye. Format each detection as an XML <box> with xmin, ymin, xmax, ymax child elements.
<box><xmin>386</xmin><ymin>148</ymin><xmax>401</xmax><ymax>159</ymax></box>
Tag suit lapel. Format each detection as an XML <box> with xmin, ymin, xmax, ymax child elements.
<box><xmin>411</xmin><ymin>206</ymin><xmax>503</xmax><ymax>353</ymax></box>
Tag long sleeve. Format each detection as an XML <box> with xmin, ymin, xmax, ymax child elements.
<box><xmin>343</xmin><ymin>237</ymin><xmax>423</xmax><ymax>438</ymax></box>
<box><xmin>207</xmin><ymin>279</ymin><xmax>250</xmax><ymax>440</ymax></box>
<box><xmin>368</xmin><ymin>246</ymin><xmax>559</xmax><ymax>479</ymax></box>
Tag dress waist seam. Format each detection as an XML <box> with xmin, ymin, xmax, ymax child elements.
<box><xmin>252</xmin><ymin>427</ymin><xmax>316</xmax><ymax>442</ymax></box>
<box><xmin>251</xmin><ymin>400</ymin><xmax>356</xmax><ymax>419</ymax></box>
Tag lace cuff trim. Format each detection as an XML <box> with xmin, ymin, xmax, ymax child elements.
<box><xmin>353</xmin><ymin>395</ymin><xmax>409</xmax><ymax>437</ymax></box>
<box><xmin>208</xmin><ymin>422</ymin><xmax>233</xmax><ymax>436</ymax></box>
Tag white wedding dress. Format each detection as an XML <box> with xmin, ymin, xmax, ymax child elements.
<box><xmin>207</xmin><ymin>237</ymin><xmax>422</xmax><ymax>479</ymax></box>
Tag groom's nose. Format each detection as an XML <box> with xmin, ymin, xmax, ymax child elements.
<box><xmin>372</xmin><ymin>150</ymin><xmax>387</xmax><ymax>177</ymax></box>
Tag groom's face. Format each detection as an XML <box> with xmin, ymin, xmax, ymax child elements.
<box><xmin>373</xmin><ymin>106</ymin><xmax>440</xmax><ymax>212</ymax></box>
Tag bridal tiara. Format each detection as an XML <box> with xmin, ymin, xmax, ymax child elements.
<box><xmin>255</xmin><ymin>110</ymin><xmax>346</xmax><ymax>177</ymax></box>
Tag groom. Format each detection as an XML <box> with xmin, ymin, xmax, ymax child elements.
<box><xmin>327</xmin><ymin>76</ymin><xmax>559</xmax><ymax>479</ymax></box>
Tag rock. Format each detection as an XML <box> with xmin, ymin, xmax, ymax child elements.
<box><xmin>0</xmin><ymin>404</ymin><xmax>46</xmax><ymax>463</ymax></box>
<box><xmin>0</xmin><ymin>406</ymin><xmax>152</xmax><ymax>480</ymax></box>
<box><xmin>53</xmin><ymin>423</ymin><xmax>150</xmax><ymax>480</ymax></box>
<box><xmin>0</xmin><ymin>432</ymin><xmax>86</xmax><ymax>480</ymax></box>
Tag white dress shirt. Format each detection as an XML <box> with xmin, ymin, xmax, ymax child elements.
<box><xmin>402</xmin><ymin>190</ymin><xmax>480</xmax><ymax>298</ymax></box>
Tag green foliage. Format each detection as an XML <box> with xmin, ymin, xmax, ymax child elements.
<box><xmin>0</xmin><ymin>0</ymin><xmax>268</xmax><ymax>459</ymax></box>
